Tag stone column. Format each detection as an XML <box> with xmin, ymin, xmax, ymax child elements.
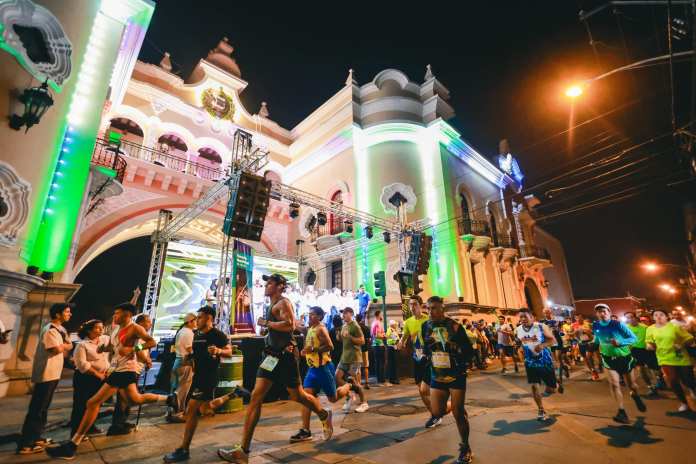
<box><xmin>2</xmin><ymin>280</ymin><xmax>80</xmax><ymax>397</ymax></box>
<box><xmin>0</xmin><ymin>270</ymin><xmax>44</xmax><ymax>398</ymax></box>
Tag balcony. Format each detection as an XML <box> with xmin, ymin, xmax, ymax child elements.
<box><xmin>312</xmin><ymin>218</ymin><xmax>354</xmax><ymax>251</ymax></box>
<box><xmin>457</xmin><ymin>218</ymin><xmax>491</xmax><ymax>237</ymax></box>
<box><xmin>520</xmin><ymin>245</ymin><xmax>551</xmax><ymax>261</ymax></box>
<box><xmin>95</xmin><ymin>138</ymin><xmax>225</xmax><ymax>182</ymax></box>
<box><xmin>91</xmin><ymin>139</ymin><xmax>127</xmax><ymax>183</ymax></box>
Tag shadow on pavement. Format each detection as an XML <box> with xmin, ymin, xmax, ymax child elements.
<box><xmin>665</xmin><ymin>410</ymin><xmax>696</xmax><ymax>422</ymax></box>
<box><xmin>428</xmin><ymin>455</ymin><xmax>455</xmax><ymax>464</ymax></box>
<box><xmin>594</xmin><ymin>417</ymin><xmax>663</xmax><ymax>448</ymax></box>
<box><xmin>488</xmin><ymin>415</ymin><xmax>558</xmax><ymax>436</ymax></box>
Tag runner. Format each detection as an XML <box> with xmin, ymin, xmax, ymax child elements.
<box><xmin>290</xmin><ymin>306</ymin><xmax>366</xmax><ymax>443</ymax></box>
<box><xmin>592</xmin><ymin>304</ymin><xmax>646</xmax><ymax>424</ymax></box>
<box><xmin>335</xmin><ymin>307</ymin><xmax>369</xmax><ymax>413</ymax></box>
<box><xmin>646</xmin><ymin>309</ymin><xmax>696</xmax><ymax>412</ymax></box>
<box><xmin>217</xmin><ymin>274</ymin><xmax>333</xmax><ymax>463</ymax></box>
<box><xmin>421</xmin><ymin>296</ymin><xmax>475</xmax><ymax>463</ymax></box>
<box><xmin>539</xmin><ymin>309</ymin><xmax>564</xmax><ymax>369</ymax></box>
<box><xmin>164</xmin><ymin>306</ymin><xmax>249</xmax><ymax>462</ymax></box>
<box><xmin>47</xmin><ymin>303</ymin><xmax>176</xmax><ymax>460</ymax></box>
<box><xmin>515</xmin><ymin>311</ymin><xmax>558</xmax><ymax>421</ymax></box>
<box><xmin>572</xmin><ymin>314</ymin><xmax>600</xmax><ymax>381</ymax></box>
<box><xmin>495</xmin><ymin>315</ymin><xmax>519</xmax><ymax>374</ymax></box>
<box><xmin>625</xmin><ymin>312</ymin><xmax>660</xmax><ymax>397</ymax></box>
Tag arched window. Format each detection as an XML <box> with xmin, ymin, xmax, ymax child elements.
<box><xmin>460</xmin><ymin>192</ymin><xmax>471</xmax><ymax>235</ymax></box>
<box><xmin>489</xmin><ymin>213</ymin><xmax>499</xmax><ymax>246</ymax></box>
<box><xmin>329</xmin><ymin>190</ymin><xmax>343</xmax><ymax>235</ymax></box>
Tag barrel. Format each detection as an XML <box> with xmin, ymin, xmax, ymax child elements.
<box><xmin>216</xmin><ymin>354</ymin><xmax>244</xmax><ymax>413</ymax></box>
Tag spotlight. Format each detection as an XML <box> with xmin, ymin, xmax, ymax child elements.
<box><xmin>383</xmin><ymin>231</ymin><xmax>391</xmax><ymax>243</ymax></box>
<box><xmin>306</xmin><ymin>214</ymin><xmax>317</xmax><ymax>232</ymax></box>
<box><xmin>365</xmin><ymin>226</ymin><xmax>373</xmax><ymax>239</ymax></box>
<box><xmin>289</xmin><ymin>202</ymin><xmax>300</xmax><ymax>219</ymax></box>
<box><xmin>317</xmin><ymin>211</ymin><xmax>327</xmax><ymax>226</ymax></box>
<box><xmin>344</xmin><ymin>220</ymin><xmax>353</xmax><ymax>233</ymax></box>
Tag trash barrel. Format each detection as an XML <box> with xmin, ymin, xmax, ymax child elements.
<box><xmin>216</xmin><ymin>354</ymin><xmax>244</xmax><ymax>413</ymax></box>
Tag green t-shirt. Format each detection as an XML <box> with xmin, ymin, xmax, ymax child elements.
<box><xmin>645</xmin><ymin>323</ymin><xmax>694</xmax><ymax>367</ymax></box>
<box><xmin>628</xmin><ymin>323</ymin><xmax>647</xmax><ymax>349</ymax></box>
<box><xmin>340</xmin><ymin>320</ymin><xmax>362</xmax><ymax>364</ymax></box>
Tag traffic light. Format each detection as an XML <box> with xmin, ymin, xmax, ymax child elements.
<box><xmin>394</xmin><ymin>271</ymin><xmax>413</xmax><ymax>296</ymax></box>
<box><xmin>406</xmin><ymin>232</ymin><xmax>422</xmax><ymax>273</ymax></box>
<box><xmin>373</xmin><ymin>270</ymin><xmax>386</xmax><ymax>297</ymax></box>
<box><xmin>413</xmin><ymin>274</ymin><xmax>424</xmax><ymax>295</ymax></box>
<box><xmin>417</xmin><ymin>235</ymin><xmax>433</xmax><ymax>274</ymax></box>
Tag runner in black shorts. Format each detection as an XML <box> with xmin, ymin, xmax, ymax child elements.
<box><xmin>218</xmin><ymin>274</ymin><xmax>333</xmax><ymax>464</ymax></box>
<box><xmin>421</xmin><ymin>296</ymin><xmax>475</xmax><ymax>464</ymax></box>
<box><xmin>164</xmin><ymin>306</ymin><xmax>249</xmax><ymax>463</ymax></box>
<box><xmin>625</xmin><ymin>312</ymin><xmax>660</xmax><ymax>396</ymax></box>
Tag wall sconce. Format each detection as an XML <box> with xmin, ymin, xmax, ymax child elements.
<box><xmin>9</xmin><ymin>81</ymin><xmax>54</xmax><ymax>132</ymax></box>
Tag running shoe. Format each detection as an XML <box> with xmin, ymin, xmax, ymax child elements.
<box><xmin>217</xmin><ymin>445</ymin><xmax>248</xmax><ymax>463</ymax></box>
<box><xmin>35</xmin><ymin>437</ymin><xmax>54</xmax><ymax>447</ymax></box>
<box><xmin>225</xmin><ymin>386</ymin><xmax>251</xmax><ymax>402</ymax></box>
<box><xmin>537</xmin><ymin>409</ymin><xmax>549</xmax><ymax>422</ymax></box>
<box><xmin>562</xmin><ymin>365</ymin><xmax>570</xmax><ymax>378</ymax></box>
<box><xmin>166</xmin><ymin>413</ymin><xmax>186</xmax><ymax>423</ymax></box>
<box><xmin>16</xmin><ymin>444</ymin><xmax>44</xmax><ymax>455</ymax></box>
<box><xmin>166</xmin><ymin>393</ymin><xmax>179</xmax><ymax>413</ymax></box>
<box><xmin>514</xmin><ymin>365</ymin><xmax>519</xmax><ymax>373</ymax></box>
<box><xmin>455</xmin><ymin>445</ymin><xmax>474</xmax><ymax>464</ymax></box>
<box><xmin>342</xmin><ymin>396</ymin><xmax>352</xmax><ymax>412</ymax></box>
<box><xmin>163</xmin><ymin>447</ymin><xmax>190</xmax><ymax>463</ymax></box>
<box><xmin>647</xmin><ymin>387</ymin><xmax>659</xmax><ymax>398</ymax></box>
<box><xmin>678</xmin><ymin>403</ymin><xmax>689</xmax><ymax>413</ymax></box>
<box><xmin>384</xmin><ymin>382</ymin><xmax>393</xmax><ymax>387</ymax></box>
<box><xmin>558</xmin><ymin>384</ymin><xmax>564</xmax><ymax>394</ymax></box>
<box><xmin>289</xmin><ymin>429</ymin><xmax>312</xmax><ymax>443</ymax></box>
<box><xmin>612</xmin><ymin>409</ymin><xmax>630</xmax><ymax>424</ymax></box>
<box><xmin>425</xmin><ymin>416</ymin><xmax>443</xmax><ymax>428</ymax></box>
<box><xmin>321</xmin><ymin>409</ymin><xmax>333</xmax><ymax>440</ymax></box>
<box><xmin>355</xmin><ymin>402</ymin><xmax>370</xmax><ymax>413</ymax></box>
<box><xmin>46</xmin><ymin>441</ymin><xmax>77</xmax><ymax>460</ymax></box>
<box><xmin>501</xmin><ymin>368</ymin><xmax>507</xmax><ymax>374</ymax></box>
<box><xmin>630</xmin><ymin>392</ymin><xmax>647</xmax><ymax>412</ymax></box>
<box><xmin>591</xmin><ymin>370</ymin><xmax>600</xmax><ymax>381</ymax></box>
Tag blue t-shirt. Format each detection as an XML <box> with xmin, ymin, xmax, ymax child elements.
<box><xmin>592</xmin><ymin>320</ymin><xmax>636</xmax><ymax>357</ymax></box>
<box><xmin>355</xmin><ymin>292</ymin><xmax>371</xmax><ymax>312</ymax></box>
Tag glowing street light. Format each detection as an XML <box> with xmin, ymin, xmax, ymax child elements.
<box><xmin>659</xmin><ymin>283</ymin><xmax>675</xmax><ymax>292</ymax></box>
<box><xmin>565</xmin><ymin>84</ymin><xmax>583</xmax><ymax>98</ymax></box>
<box><xmin>642</xmin><ymin>262</ymin><xmax>660</xmax><ymax>273</ymax></box>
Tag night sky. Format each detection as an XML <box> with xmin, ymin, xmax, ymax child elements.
<box><xmin>74</xmin><ymin>1</ymin><xmax>695</xmax><ymax>324</ymax></box>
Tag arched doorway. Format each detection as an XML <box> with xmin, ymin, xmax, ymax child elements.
<box><xmin>459</xmin><ymin>191</ymin><xmax>472</xmax><ymax>234</ymax></box>
<box><xmin>524</xmin><ymin>278</ymin><xmax>544</xmax><ymax>318</ymax></box>
<box><xmin>196</xmin><ymin>147</ymin><xmax>223</xmax><ymax>180</ymax></box>
<box><xmin>329</xmin><ymin>190</ymin><xmax>344</xmax><ymax>235</ymax></box>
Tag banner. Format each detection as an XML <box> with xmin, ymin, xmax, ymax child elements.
<box><xmin>231</xmin><ymin>240</ymin><xmax>255</xmax><ymax>334</ymax></box>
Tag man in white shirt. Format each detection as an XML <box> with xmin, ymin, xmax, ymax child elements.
<box><xmin>168</xmin><ymin>313</ymin><xmax>196</xmax><ymax>422</ymax></box>
<box><xmin>17</xmin><ymin>303</ymin><xmax>73</xmax><ymax>454</ymax></box>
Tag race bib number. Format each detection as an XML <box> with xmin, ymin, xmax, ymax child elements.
<box><xmin>431</xmin><ymin>352</ymin><xmax>451</xmax><ymax>369</ymax></box>
<box><xmin>260</xmin><ymin>355</ymin><xmax>279</xmax><ymax>372</ymax></box>
<box><xmin>413</xmin><ymin>348</ymin><xmax>424</xmax><ymax>361</ymax></box>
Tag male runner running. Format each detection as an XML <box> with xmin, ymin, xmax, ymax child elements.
<box><xmin>540</xmin><ymin>309</ymin><xmax>566</xmax><ymax>372</ymax></box>
<box><xmin>164</xmin><ymin>306</ymin><xmax>249</xmax><ymax>462</ymax></box>
<box><xmin>625</xmin><ymin>312</ymin><xmax>660</xmax><ymax>396</ymax></box>
<box><xmin>592</xmin><ymin>304</ymin><xmax>646</xmax><ymax>424</ymax></box>
<box><xmin>573</xmin><ymin>314</ymin><xmax>600</xmax><ymax>380</ymax></box>
<box><xmin>217</xmin><ymin>274</ymin><xmax>333</xmax><ymax>463</ymax></box>
<box><xmin>336</xmin><ymin>307</ymin><xmax>369</xmax><ymax>413</ymax></box>
<box><xmin>290</xmin><ymin>306</ymin><xmax>366</xmax><ymax>443</ymax></box>
<box><xmin>421</xmin><ymin>296</ymin><xmax>475</xmax><ymax>463</ymax></box>
<box><xmin>515</xmin><ymin>311</ymin><xmax>557</xmax><ymax>421</ymax></box>
<box><xmin>495</xmin><ymin>315</ymin><xmax>518</xmax><ymax>374</ymax></box>
<box><xmin>47</xmin><ymin>303</ymin><xmax>176</xmax><ymax>459</ymax></box>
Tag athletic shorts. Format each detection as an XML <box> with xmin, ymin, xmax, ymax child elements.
<box><xmin>257</xmin><ymin>351</ymin><xmax>300</xmax><ymax>388</ymax></box>
<box><xmin>601</xmin><ymin>354</ymin><xmax>636</xmax><ymax>375</ymax></box>
<box><xmin>337</xmin><ymin>361</ymin><xmax>362</xmax><ymax>377</ymax></box>
<box><xmin>499</xmin><ymin>345</ymin><xmax>515</xmax><ymax>357</ymax></box>
<box><xmin>630</xmin><ymin>348</ymin><xmax>658</xmax><ymax>370</ymax></box>
<box><xmin>430</xmin><ymin>373</ymin><xmax>467</xmax><ymax>391</ymax></box>
<box><xmin>303</xmin><ymin>363</ymin><xmax>337</xmax><ymax>398</ymax></box>
<box><xmin>190</xmin><ymin>373</ymin><xmax>217</xmax><ymax>401</ymax></box>
<box><xmin>413</xmin><ymin>358</ymin><xmax>431</xmax><ymax>385</ymax></box>
<box><xmin>579</xmin><ymin>342</ymin><xmax>597</xmax><ymax>356</ymax></box>
<box><xmin>106</xmin><ymin>371</ymin><xmax>137</xmax><ymax>388</ymax></box>
<box><xmin>525</xmin><ymin>364</ymin><xmax>557</xmax><ymax>388</ymax></box>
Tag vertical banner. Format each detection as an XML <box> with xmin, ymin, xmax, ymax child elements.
<box><xmin>232</xmin><ymin>240</ymin><xmax>255</xmax><ymax>334</ymax></box>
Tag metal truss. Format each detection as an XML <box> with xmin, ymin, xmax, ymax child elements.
<box><xmin>142</xmin><ymin>209</ymin><xmax>172</xmax><ymax>320</ymax></box>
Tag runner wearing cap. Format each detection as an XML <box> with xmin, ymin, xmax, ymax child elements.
<box><xmin>336</xmin><ymin>307</ymin><xmax>369</xmax><ymax>413</ymax></box>
<box><xmin>218</xmin><ymin>274</ymin><xmax>333</xmax><ymax>463</ymax></box>
<box><xmin>592</xmin><ymin>303</ymin><xmax>646</xmax><ymax>424</ymax></box>
<box><xmin>290</xmin><ymin>306</ymin><xmax>367</xmax><ymax>443</ymax></box>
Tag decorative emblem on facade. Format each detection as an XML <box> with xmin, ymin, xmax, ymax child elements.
<box><xmin>202</xmin><ymin>87</ymin><xmax>235</xmax><ymax>120</ymax></box>
<box><xmin>0</xmin><ymin>161</ymin><xmax>31</xmax><ymax>247</ymax></box>
<box><xmin>0</xmin><ymin>0</ymin><xmax>72</xmax><ymax>89</ymax></box>
<box><xmin>497</xmin><ymin>153</ymin><xmax>524</xmax><ymax>184</ymax></box>
<box><xmin>380</xmin><ymin>183</ymin><xmax>417</xmax><ymax>215</ymax></box>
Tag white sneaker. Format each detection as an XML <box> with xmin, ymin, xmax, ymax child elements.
<box><xmin>678</xmin><ymin>403</ymin><xmax>689</xmax><ymax>412</ymax></box>
<box><xmin>355</xmin><ymin>402</ymin><xmax>369</xmax><ymax>413</ymax></box>
<box><xmin>342</xmin><ymin>398</ymin><xmax>352</xmax><ymax>412</ymax></box>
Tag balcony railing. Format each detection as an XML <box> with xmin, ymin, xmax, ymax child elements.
<box><xmin>457</xmin><ymin>218</ymin><xmax>491</xmax><ymax>237</ymax></box>
<box><xmin>519</xmin><ymin>245</ymin><xmax>551</xmax><ymax>261</ymax></box>
<box><xmin>91</xmin><ymin>140</ymin><xmax>127</xmax><ymax>183</ymax></box>
<box><xmin>315</xmin><ymin>220</ymin><xmax>348</xmax><ymax>239</ymax></box>
<box><xmin>492</xmin><ymin>232</ymin><xmax>514</xmax><ymax>248</ymax></box>
<box><xmin>95</xmin><ymin>138</ymin><xmax>225</xmax><ymax>181</ymax></box>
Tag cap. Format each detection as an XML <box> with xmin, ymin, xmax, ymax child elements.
<box><xmin>262</xmin><ymin>273</ymin><xmax>288</xmax><ymax>286</ymax></box>
<box><xmin>594</xmin><ymin>303</ymin><xmax>611</xmax><ymax>311</ymax></box>
<box><xmin>309</xmin><ymin>306</ymin><xmax>325</xmax><ymax>319</ymax></box>
<box><xmin>340</xmin><ymin>307</ymin><xmax>354</xmax><ymax>314</ymax></box>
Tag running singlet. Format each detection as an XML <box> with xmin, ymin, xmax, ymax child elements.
<box><xmin>265</xmin><ymin>298</ymin><xmax>294</xmax><ymax>352</ymax></box>
<box><xmin>421</xmin><ymin>318</ymin><xmax>474</xmax><ymax>383</ymax></box>
<box><xmin>305</xmin><ymin>324</ymin><xmax>331</xmax><ymax>368</ymax></box>
<box><xmin>592</xmin><ymin>320</ymin><xmax>636</xmax><ymax>357</ymax></box>
<box><xmin>110</xmin><ymin>323</ymin><xmax>138</xmax><ymax>373</ymax></box>
<box><xmin>515</xmin><ymin>323</ymin><xmax>553</xmax><ymax>368</ymax></box>
<box><xmin>403</xmin><ymin>315</ymin><xmax>428</xmax><ymax>360</ymax></box>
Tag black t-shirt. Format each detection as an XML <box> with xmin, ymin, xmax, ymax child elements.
<box><xmin>192</xmin><ymin>328</ymin><xmax>229</xmax><ymax>377</ymax></box>
<box><xmin>359</xmin><ymin>322</ymin><xmax>371</xmax><ymax>353</ymax></box>
<box><xmin>421</xmin><ymin>317</ymin><xmax>474</xmax><ymax>382</ymax></box>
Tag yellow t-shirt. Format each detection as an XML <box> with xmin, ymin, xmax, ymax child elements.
<box><xmin>646</xmin><ymin>323</ymin><xmax>694</xmax><ymax>367</ymax></box>
<box><xmin>403</xmin><ymin>314</ymin><xmax>429</xmax><ymax>360</ymax></box>
<box><xmin>305</xmin><ymin>324</ymin><xmax>331</xmax><ymax>368</ymax></box>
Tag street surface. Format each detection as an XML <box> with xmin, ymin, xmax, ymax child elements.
<box><xmin>1</xmin><ymin>361</ymin><xmax>694</xmax><ymax>464</ymax></box>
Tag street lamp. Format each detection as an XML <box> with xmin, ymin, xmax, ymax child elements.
<box><xmin>565</xmin><ymin>84</ymin><xmax>583</xmax><ymax>98</ymax></box>
<box><xmin>659</xmin><ymin>283</ymin><xmax>675</xmax><ymax>292</ymax></box>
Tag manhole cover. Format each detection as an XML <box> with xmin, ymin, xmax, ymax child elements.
<box><xmin>466</xmin><ymin>399</ymin><xmax>522</xmax><ymax>408</ymax></box>
<box><xmin>373</xmin><ymin>403</ymin><xmax>428</xmax><ymax>417</ymax></box>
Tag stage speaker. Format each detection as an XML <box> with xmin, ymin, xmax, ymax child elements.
<box><xmin>222</xmin><ymin>172</ymin><xmax>272</xmax><ymax>240</ymax></box>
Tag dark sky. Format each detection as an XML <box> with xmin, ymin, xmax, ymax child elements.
<box><xmin>73</xmin><ymin>1</ymin><xmax>695</xmax><ymax>322</ymax></box>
